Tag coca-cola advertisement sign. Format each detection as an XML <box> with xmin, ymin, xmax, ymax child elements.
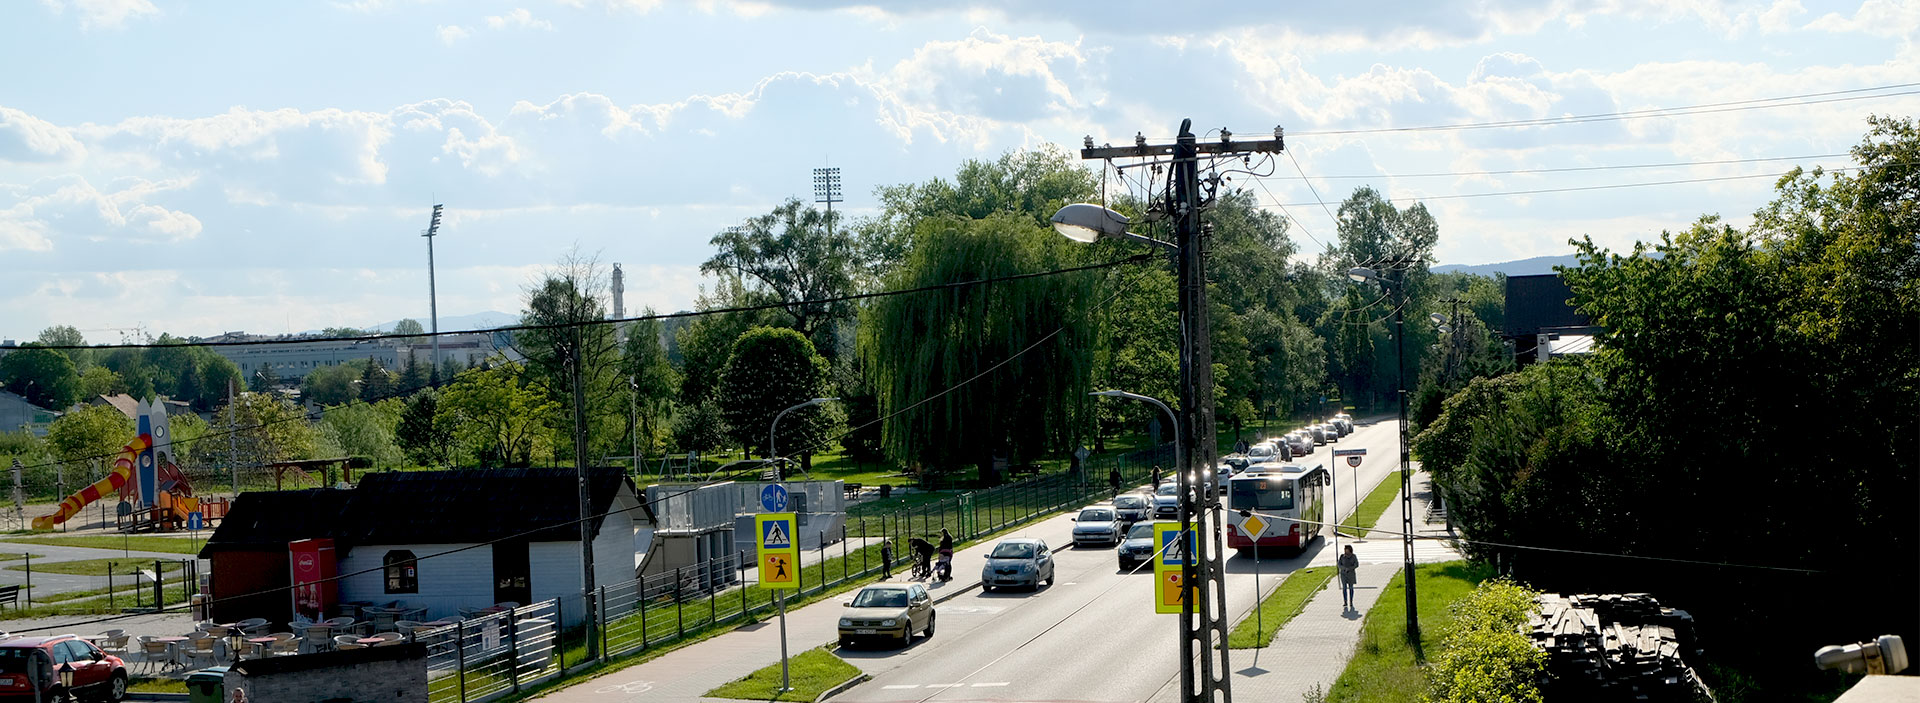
<box><xmin>289</xmin><ymin>539</ymin><xmax>337</xmax><ymax>620</ymax></box>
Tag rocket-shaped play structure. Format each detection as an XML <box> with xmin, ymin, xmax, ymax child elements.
<box><xmin>33</xmin><ymin>398</ymin><xmax>197</xmax><ymax>530</ymax></box>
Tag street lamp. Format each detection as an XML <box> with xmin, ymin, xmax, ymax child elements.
<box><xmin>1050</xmin><ymin>203</ymin><xmax>1178</xmax><ymax>251</ymax></box>
<box><xmin>1090</xmin><ymin>390</ymin><xmax>1182</xmax><ymax>485</ymax></box>
<box><xmin>1347</xmin><ymin>264</ymin><xmax>1420</xmax><ymax>642</ymax></box>
<box><xmin>769</xmin><ymin>398</ymin><xmax>839</xmax><ymax>480</ymax></box>
<box><xmin>56</xmin><ymin>662</ymin><xmax>74</xmax><ymax>702</ymax></box>
<box><xmin>229</xmin><ymin>629</ymin><xmax>247</xmax><ymax>666</ymax></box>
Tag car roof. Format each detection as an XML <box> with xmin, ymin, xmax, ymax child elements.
<box><xmin>998</xmin><ymin>538</ymin><xmax>1044</xmax><ymax>545</ymax></box>
<box><xmin>859</xmin><ymin>584</ymin><xmax>910</xmax><ymax>593</ymax></box>
<box><xmin>0</xmin><ymin>636</ymin><xmax>73</xmax><ymax>648</ymax></box>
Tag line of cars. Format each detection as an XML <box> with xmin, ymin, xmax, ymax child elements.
<box><xmin>838</xmin><ymin>537</ymin><xmax>1061</xmax><ymax>649</ymax></box>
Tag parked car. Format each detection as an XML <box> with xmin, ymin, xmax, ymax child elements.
<box><xmin>1331</xmin><ymin>418</ymin><xmax>1351</xmax><ymax>436</ymax></box>
<box><xmin>1333</xmin><ymin>413</ymin><xmax>1355</xmax><ymax>434</ymax></box>
<box><xmin>1072</xmin><ymin>507</ymin><xmax>1124</xmax><ymax>547</ymax></box>
<box><xmin>1117</xmin><ymin>522</ymin><xmax>1157</xmax><ymax>571</ymax></box>
<box><xmin>1245</xmin><ymin>442</ymin><xmax>1280</xmax><ymax>465</ymax></box>
<box><xmin>838</xmin><ymin>583</ymin><xmax>935</xmax><ymax>648</ymax></box>
<box><xmin>981</xmin><ymin>538</ymin><xmax>1056</xmax><ymax>591</ymax></box>
<box><xmin>1111</xmin><ymin>494</ymin><xmax>1153</xmax><ymax>525</ymax></box>
<box><xmin>0</xmin><ymin>635</ymin><xmax>128</xmax><ymax>702</ymax></box>
<box><xmin>1152</xmin><ymin>482</ymin><xmax>1181</xmax><ymax>519</ymax></box>
<box><xmin>1285</xmin><ymin>431</ymin><xmax>1314</xmax><ymax>456</ymax></box>
<box><xmin>1308</xmin><ymin>425</ymin><xmax>1329</xmax><ymax>445</ymax></box>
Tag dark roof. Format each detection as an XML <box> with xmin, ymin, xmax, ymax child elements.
<box><xmin>200</xmin><ymin>468</ymin><xmax>634</xmax><ymax>557</ymax></box>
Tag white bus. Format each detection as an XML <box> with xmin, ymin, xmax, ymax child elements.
<box><xmin>1225</xmin><ymin>462</ymin><xmax>1329</xmax><ymax>555</ymax></box>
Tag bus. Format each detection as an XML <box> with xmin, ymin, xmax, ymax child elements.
<box><xmin>1225</xmin><ymin>462</ymin><xmax>1329</xmax><ymax>555</ymax></box>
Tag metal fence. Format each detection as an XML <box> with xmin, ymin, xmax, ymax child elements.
<box><xmin>422</xmin><ymin>600</ymin><xmax>564</xmax><ymax>703</ymax></box>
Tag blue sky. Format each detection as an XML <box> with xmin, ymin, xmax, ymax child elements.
<box><xmin>2</xmin><ymin>0</ymin><xmax>1916</xmax><ymax>340</ymax></box>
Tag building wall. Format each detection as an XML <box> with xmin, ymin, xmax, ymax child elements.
<box><xmin>338</xmin><ymin>542</ymin><xmax>491</xmax><ymax>621</ymax></box>
<box><xmin>527</xmin><ymin>499</ymin><xmax>639</xmax><ymax>626</ymax></box>
<box><xmin>226</xmin><ymin>646</ymin><xmax>428</xmax><ymax>703</ymax></box>
<box><xmin>209</xmin><ymin>549</ymin><xmax>292</xmax><ymax>625</ymax></box>
<box><xmin>0</xmin><ymin>391</ymin><xmax>55</xmax><ymax>437</ymax></box>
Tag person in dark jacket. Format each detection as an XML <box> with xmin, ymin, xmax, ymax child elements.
<box><xmin>909</xmin><ymin>537</ymin><xmax>935</xmax><ymax>580</ymax></box>
<box><xmin>936</xmin><ymin>529</ymin><xmax>955</xmax><ymax>581</ymax></box>
<box><xmin>1109</xmin><ymin>467</ymin><xmax>1122</xmax><ymax>493</ymax></box>
<box><xmin>1337</xmin><ymin>544</ymin><xmax>1360</xmax><ymax>609</ymax></box>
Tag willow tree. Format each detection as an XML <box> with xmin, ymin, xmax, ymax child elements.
<box><xmin>859</xmin><ymin>213</ymin><xmax>1100</xmax><ymax>482</ymax></box>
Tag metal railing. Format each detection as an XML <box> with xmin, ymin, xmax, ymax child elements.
<box><xmin>423</xmin><ymin>600</ymin><xmax>564</xmax><ymax>703</ymax></box>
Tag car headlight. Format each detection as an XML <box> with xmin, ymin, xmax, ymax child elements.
<box><xmin>881</xmin><ymin>619</ymin><xmax>897</xmax><ymax>627</ymax></box>
<box><xmin>839</xmin><ymin>618</ymin><xmax>851</xmax><ymax>627</ymax></box>
<box><xmin>1019</xmin><ymin>563</ymin><xmax>1034</xmax><ymax>572</ymax></box>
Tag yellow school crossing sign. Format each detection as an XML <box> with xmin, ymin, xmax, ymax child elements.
<box><xmin>1151</xmin><ymin>521</ymin><xmax>1195</xmax><ymax>614</ymax></box>
<box><xmin>756</xmin><ymin>512</ymin><xmax>799</xmax><ymax>589</ymax></box>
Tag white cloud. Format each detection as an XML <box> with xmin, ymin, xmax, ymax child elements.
<box><xmin>437</xmin><ymin>24</ymin><xmax>472</xmax><ymax>45</ymax></box>
<box><xmin>0</xmin><ymin>175</ymin><xmax>202</xmax><ymax>251</ymax></box>
<box><xmin>38</xmin><ymin>0</ymin><xmax>158</xmax><ymax>30</ymax></box>
<box><xmin>1805</xmin><ymin>0</ymin><xmax>1920</xmax><ymax>38</ymax></box>
<box><xmin>0</xmin><ymin>107</ymin><xmax>86</xmax><ymax>163</ymax></box>
<box><xmin>485</xmin><ymin>8</ymin><xmax>555</xmax><ymax>30</ymax></box>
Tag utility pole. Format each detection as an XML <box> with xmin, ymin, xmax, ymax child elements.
<box><xmin>423</xmin><ymin>204</ymin><xmax>444</xmax><ymax>387</ymax></box>
<box><xmin>1394</xmin><ymin>266</ymin><xmax>1419</xmax><ymax>642</ymax></box>
<box><xmin>813</xmin><ymin>166</ymin><xmax>842</xmax><ymax>238</ymax></box>
<box><xmin>571</xmin><ymin>322</ymin><xmax>598</xmax><ymax>661</ymax></box>
<box><xmin>1080</xmin><ymin>120</ymin><xmax>1283</xmax><ymax>703</ymax></box>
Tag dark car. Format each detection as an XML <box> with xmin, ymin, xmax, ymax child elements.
<box><xmin>1111</xmin><ymin>494</ymin><xmax>1152</xmax><ymax>525</ymax></box>
<box><xmin>1117</xmin><ymin>522</ymin><xmax>1157</xmax><ymax>571</ymax></box>
<box><xmin>0</xmin><ymin>636</ymin><xmax>128</xmax><ymax>702</ymax></box>
<box><xmin>1309</xmin><ymin>425</ymin><xmax>1330</xmax><ymax>445</ymax></box>
<box><xmin>1285</xmin><ymin>431</ymin><xmax>1314</xmax><ymax>456</ymax></box>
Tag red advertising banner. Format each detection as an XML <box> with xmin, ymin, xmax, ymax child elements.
<box><xmin>290</xmin><ymin>538</ymin><xmax>337</xmax><ymax>621</ymax></box>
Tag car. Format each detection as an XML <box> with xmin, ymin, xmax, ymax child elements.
<box><xmin>1331</xmin><ymin>418</ymin><xmax>1351</xmax><ymax>436</ymax></box>
<box><xmin>1322</xmin><ymin>423</ymin><xmax>1341</xmax><ymax>442</ymax></box>
<box><xmin>1072</xmin><ymin>507</ymin><xmax>1124</xmax><ymax>547</ymax></box>
<box><xmin>838</xmin><ymin>583</ymin><xmax>935</xmax><ymax>648</ymax></box>
<box><xmin>1111</xmin><ymin>494</ymin><xmax>1153</xmax><ymax>526</ymax></box>
<box><xmin>0</xmin><ymin>635</ymin><xmax>128</xmax><ymax>702</ymax></box>
<box><xmin>1333</xmin><ymin>413</ymin><xmax>1354</xmax><ymax>434</ymax></box>
<box><xmin>1245</xmin><ymin>442</ymin><xmax>1279</xmax><ymax>465</ymax></box>
<box><xmin>1285</xmin><ymin>431</ymin><xmax>1314</xmax><ymax>456</ymax></box>
<box><xmin>1152</xmin><ymin>482</ymin><xmax>1181</xmax><ymax>519</ymax></box>
<box><xmin>981</xmin><ymin>538</ymin><xmax>1056</xmax><ymax>591</ymax></box>
<box><xmin>1214</xmin><ymin>462</ymin><xmax>1236</xmax><ymax>493</ymax></box>
<box><xmin>1308</xmin><ymin>425</ymin><xmax>1329</xmax><ymax>445</ymax></box>
<box><xmin>1117</xmin><ymin>522</ymin><xmax>1157</xmax><ymax>571</ymax></box>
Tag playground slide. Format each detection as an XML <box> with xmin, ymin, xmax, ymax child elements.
<box><xmin>32</xmin><ymin>435</ymin><xmax>149</xmax><ymax>529</ymax></box>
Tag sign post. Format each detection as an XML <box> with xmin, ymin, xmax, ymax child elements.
<box><xmin>1331</xmin><ymin>449</ymin><xmax>1367</xmax><ymax>550</ymax></box>
<box><xmin>755</xmin><ymin>512</ymin><xmax>799</xmax><ymax>691</ymax></box>
<box><xmin>1152</xmin><ymin>521</ymin><xmax>1194</xmax><ymax>614</ymax></box>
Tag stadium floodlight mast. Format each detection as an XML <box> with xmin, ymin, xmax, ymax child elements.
<box><xmin>1347</xmin><ymin>264</ymin><xmax>1421</xmax><ymax>642</ymax></box>
<box><xmin>422</xmin><ymin>204</ymin><xmax>445</xmax><ymax>386</ymax></box>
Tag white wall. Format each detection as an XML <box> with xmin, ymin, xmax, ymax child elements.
<box><xmin>338</xmin><ymin>542</ymin><xmax>491</xmax><ymax>622</ymax></box>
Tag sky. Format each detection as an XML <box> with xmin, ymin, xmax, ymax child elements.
<box><xmin>2</xmin><ymin>0</ymin><xmax>1917</xmax><ymax>342</ymax></box>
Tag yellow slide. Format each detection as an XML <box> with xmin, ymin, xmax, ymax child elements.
<box><xmin>32</xmin><ymin>435</ymin><xmax>148</xmax><ymax>529</ymax></box>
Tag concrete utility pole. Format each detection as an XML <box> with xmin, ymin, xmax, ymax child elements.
<box><xmin>1393</xmin><ymin>267</ymin><xmax>1419</xmax><ymax>642</ymax></box>
<box><xmin>1079</xmin><ymin>120</ymin><xmax>1284</xmax><ymax>703</ymax></box>
<box><xmin>570</xmin><ymin>321</ymin><xmax>598</xmax><ymax>662</ymax></box>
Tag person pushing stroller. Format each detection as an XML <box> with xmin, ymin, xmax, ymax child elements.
<box><xmin>908</xmin><ymin>537</ymin><xmax>936</xmax><ymax>581</ymax></box>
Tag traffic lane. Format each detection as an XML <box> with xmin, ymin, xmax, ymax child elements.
<box><xmin>838</xmin><ymin>539</ymin><xmax>1176</xmax><ymax>703</ymax></box>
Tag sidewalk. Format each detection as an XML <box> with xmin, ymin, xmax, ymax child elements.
<box><xmin>532</xmin><ymin>507</ymin><xmax>1084</xmax><ymax>703</ymax></box>
<box><xmin>1227</xmin><ymin>468</ymin><xmax>1458</xmax><ymax>701</ymax></box>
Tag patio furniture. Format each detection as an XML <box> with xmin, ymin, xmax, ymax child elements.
<box><xmin>182</xmin><ymin>636</ymin><xmax>219</xmax><ymax>668</ymax></box>
<box><xmin>369</xmin><ymin>632</ymin><xmax>404</xmax><ymax>643</ymax></box>
<box><xmin>234</xmin><ymin>618</ymin><xmax>268</xmax><ymax>635</ymax></box>
<box><xmin>151</xmin><ymin>636</ymin><xmax>189</xmax><ymax>671</ymax></box>
<box><xmin>303</xmin><ymin>623</ymin><xmax>334</xmax><ymax>653</ymax></box>
<box><xmin>245</xmin><ymin>637</ymin><xmax>277</xmax><ymax>658</ymax></box>
<box><xmin>334</xmin><ymin>635</ymin><xmax>361</xmax><ymax>646</ymax></box>
<box><xmin>270</xmin><ymin>637</ymin><xmax>301</xmax><ymax>656</ymax></box>
<box><xmin>335</xmin><ymin>643</ymin><xmax>367</xmax><ymax>651</ymax></box>
<box><xmin>96</xmin><ymin>632</ymin><xmax>130</xmax><ymax>656</ymax></box>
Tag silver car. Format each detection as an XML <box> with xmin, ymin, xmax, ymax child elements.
<box><xmin>1117</xmin><ymin>523</ymin><xmax>1156</xmax><ymax>571</ymax></box>
<box><xmin>1072</xmin><ymin>507</ymin><xmax>1123</xmax><ymax>547</ymax></box>
<box><xmin>981</xmin><ymin>538</ymin><xmax>1056</xmax><ymax>592</ymax></box>
<box><xmin>838</xmin><ymin>583</ymin><xmax>935</xmax><ymax>648</ymax></box>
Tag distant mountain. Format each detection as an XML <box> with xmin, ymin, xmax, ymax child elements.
<box><xmin>364</xmin><ymin>311</ymin><xmax>520</xmax><ymax>333</ymax></box>
<box><xmin>1432</xmin><ymin>254</ymin><xmax>1582</xmax><ymax>277</ymax></box>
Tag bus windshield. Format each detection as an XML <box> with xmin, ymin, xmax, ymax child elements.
<box><xmin>1231</xmin><ymin>479</ymin><xmax>1294</xmax><ymax>511</ymax></box>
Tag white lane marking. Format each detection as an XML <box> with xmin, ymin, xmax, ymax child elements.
<box><xmin>971</xmin><ymin>682</ymin><xmax>1010</xmax><ymax>687</ymax></box>
<box><xmin>881</xmin><ymin>685</ymin><xmax>919</xmax><ymax>690</ymax></box>
<box><xmin>594</xmin><ymin>681</ymin><xmax>654</xmax><ymax>694</ymax></box>
<box><xmin>924</xmin><ymin>683</ymin><xmax>964</xmax><ymax>689</ymax></box>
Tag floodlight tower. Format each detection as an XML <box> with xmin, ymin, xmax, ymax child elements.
<box><xmin>813</xmin><ymin>167</ymin><xmax>842</xmax><ymax>236</ymax></box>
<box><xmin>423</xmin><ymin>204</ymin><xmax>444</xmax><ymax>386</ymax></box>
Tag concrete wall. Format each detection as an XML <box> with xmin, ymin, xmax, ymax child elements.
<box><xmin>226</xmin><ymin>643</ymin><xmax>428</xmax><ymax>703</ymax></box>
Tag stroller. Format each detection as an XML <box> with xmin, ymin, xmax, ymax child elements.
<box><xmin>908</xmin><ymin>538</ymin><xmax>936</xmax><ymax>581</ymax></box>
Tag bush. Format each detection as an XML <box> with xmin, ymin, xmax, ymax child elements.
<box><xmin>1424</xmin><ymin>578</ymin><xmax>1545</xmax><ymax>703</ymax></box>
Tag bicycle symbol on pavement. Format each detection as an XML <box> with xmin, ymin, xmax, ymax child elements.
<box><xmin>594</xmin><ymin>680</ymin><xmax>656</xmax><ymax>695</ymax></box>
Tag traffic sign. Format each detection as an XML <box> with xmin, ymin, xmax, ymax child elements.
<box><xmin>1347</xmin><ymin>456</ymin><xmax>1361</xmax><ymax>467</ymax></box>
<box><xmin>1157</xmin><ymin>571</ymin><xmax>1192</xmax><ymax>613</ymax></box>
<box><xmin>760</xmin><ymin>484</ymin><xmax>789</xmax><ymax>512</ymax></box>
<box><xmin>187</xmin><ymin>511</ymin><xmax>203</xmax><ymax>531</ymax></box>
<box><xmin>1238</xmin><ymin>514</ymin><xmax>1267</xmax><ymax>539</ymax></box>
<box><xmin>1332</xmin><ymin>448</ymin><xmax>1366</xmax><ymax>467</ymax></box>
<box><xmin>755</xmin><ymin>512</ymin><xmax>799</xmax><ymax>590</ymax></box>
<box><xmin>1153</xmin><ymin>522</ymin><xmax>1191</xmax><ymax>567</ymax></box>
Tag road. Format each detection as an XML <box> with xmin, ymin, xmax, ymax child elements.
<box><xmin>834</xmin><ymin>417</ymin><xmax>1446</xmax><ymax>703</ymax></box>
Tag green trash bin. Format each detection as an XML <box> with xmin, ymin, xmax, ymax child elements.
<box><xmin>186</xmin><ymin>666</ymin><xmax>230</xmax><ymax>703</ymax></box>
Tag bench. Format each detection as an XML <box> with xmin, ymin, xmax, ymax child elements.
<box><xmin>0</xmin><ymin>584</ymin><xmax>19</xmax><ymax>612</ymax></box>
<box><xmin>843</xmin><ymin>483</ymin><xmax>863</xmax><ymax>495</ymax></box>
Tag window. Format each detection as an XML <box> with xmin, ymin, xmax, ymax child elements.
<box><xmin>384</xmin><ymin>550</ymin><xmax>418</xmax><ymax>594</ymax></box>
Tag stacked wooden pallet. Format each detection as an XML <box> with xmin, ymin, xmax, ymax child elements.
<box><xmin>1529</xmin><ymin>593</ymin><xmax>1713</xmax><ymax>701</ymax></box>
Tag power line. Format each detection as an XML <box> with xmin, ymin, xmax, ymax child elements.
<box><xmin>1257</xmin><ymin>165</ymin><xmax>1877</xmax><ymax>207</ymax></box>
<box><xmin>1305</xmin><ymin>152</ymin><xmax>1852</xmax><ymax>180</ymax></box>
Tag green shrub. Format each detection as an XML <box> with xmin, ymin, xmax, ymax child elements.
<box><xmin>1424</xmin><ymin>578</ymin><xmax>1545</xmax><ymax>703</ymax></box>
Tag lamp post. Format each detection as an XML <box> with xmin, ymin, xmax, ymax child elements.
<box><xmin>766</xmin><ymin>396</ymin><xmax>836</xmax><ymax>694</ymax></box>
<box><xmin>229</xmin><ymin>629</ymin><xmax>247</xmax><ymax>666</ymax></box>
<box><xmin>1089</xmin><ymin>390</ymin><xmax>1182</xmax><ymax>489</ymax></box>
<box><xmin>1347</xmin><ymin>265</ymin><xmax>1419</xmax><ymax>642</ymax></box>
<box><xmin>56</xmin><ymin>662</ymin><xmax>74</xmax><ymax>702</ymax></box>
<box><xmin>768</xmin><ymin>397</ymin><xmax>839</xmax><ymax>480</ymax></box>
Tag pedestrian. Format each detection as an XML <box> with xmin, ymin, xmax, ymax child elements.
<box><xmin>880</xmin><ymin>539</ymin><xmax>894</xmax><ymax>579</ymax></box>
<box><xmin>1337</xmin><ymin>544</ymin><xmax>1359</xmax><ymax>610</ymax></box>
<box><xmin>230</xmin><ymin>689</ymin><xmax>249</xmax><ymax>703</ymax></box>
<box><xmin>937</xmin><ymin>528</ymin><xmax>954</xmax><ymax>581</ymax></box>
<box><xmin>1108</xmin><ymin>466</ymin><xmax>1122</xmax><ymax>493</ymax></box>
<box><xmin>1151</xmin><ymin>464</ymin><xmax>1163</xmax><ymax>489</ymax></box>
<box><xmin>909</xmin><ymin>537</ymin><xmax>935</xmax><ymax>580</ymax></box>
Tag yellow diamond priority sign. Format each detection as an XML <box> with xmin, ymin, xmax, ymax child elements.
<box><xmin>1239</xmin><ymin>514</ymin><xmax>1267</xmax><ymax>539</ymax></box>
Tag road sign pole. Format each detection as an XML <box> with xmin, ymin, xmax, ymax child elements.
<box><xmin>777</xmin><ymin>591</ymin><xmax>790</xmax><ymax>692</ymax></box>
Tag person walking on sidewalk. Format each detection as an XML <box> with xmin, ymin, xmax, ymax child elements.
<box><xmin>1108</xmin><ymin>466</ymin><xmax>1122</xmax><ymax>493</ymax></box>
<box><xmin>880</xmin><ymin>539</ymin><xmax>894</xmax><ymax>579</ymax></box>
<box><xmin>1337</xmin><ymin>545</ymin><xmax>1359</xmax><ymax>610</ymax></box>
<box><xmin>936</xmin><ymin>529</ymin><xmax>955</xmax><ymax>581</ymax></box>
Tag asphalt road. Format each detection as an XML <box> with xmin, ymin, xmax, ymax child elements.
<box><xmin>835</xmin><ymin>417</ymin><xmax>1408</xmax><ymax>703</ymax></box>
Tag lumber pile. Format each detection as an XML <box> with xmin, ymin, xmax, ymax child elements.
<box><xmin>1529</xmin><ymin>593</ymin><xmax>1713</xmax><ymax>702</ymax></box>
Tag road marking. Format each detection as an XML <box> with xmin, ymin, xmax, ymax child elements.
<box><xmin>971</xmin><ymin>682</ymin><xmax>1010</xmax><ymax>687</ymax></box>
<box><xmin>881</xmin><ymin>685</ymin><xmax>919</xmax><ymax>690</ymax></box>
<box><xmin>593</xmin><ymin>680</ymin><xmax>654</xmax><ymax>694</ymax></box>
<box><xmin>924</xmin><ymin>683</ymin><xmax>964</xmax><ymax>689</ymax></box>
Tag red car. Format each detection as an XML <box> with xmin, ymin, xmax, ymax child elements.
<box><xmin>0</xmin><ymin>635</ymin><xmax>128</xmax><ymax>701</ymax></box>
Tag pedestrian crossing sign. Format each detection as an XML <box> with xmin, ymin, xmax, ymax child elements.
<box><xmin>755</xmin><ymin>512</ymin><xmax>799</xmax><ymax>591</ymax></box>
<box><xmin>1156</xmin><ymin>571</ymin><xmax>1191</xmax><ymax>613</ymax></box>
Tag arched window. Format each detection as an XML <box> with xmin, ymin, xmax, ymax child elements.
<box><xmin>384</xmin><ymin>550</ymin><xmax>418</xmax><ymax>594</ymax></box>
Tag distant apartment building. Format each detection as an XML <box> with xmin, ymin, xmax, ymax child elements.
<box><xmin>0</xmin><ymin>390</ymin><xmax>58</xmax><ymax>437</ymax></box>
<box><xmin>209</xmin><ymin>331</ymin><xmax>519</xmax><ymax>383</ymax></box>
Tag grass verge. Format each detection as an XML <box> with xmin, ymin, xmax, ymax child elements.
<box><xmin>1324</xmin><ymin>560</ymin><xmax>1493</xmax><ymax>703</ymax></box>
<box><xmin>705</xmin><ymin>647</ymin><xmax>863</xmax><ymax>701</ymax></box>
<box><xmin>0</xmin><ymin>535</ymin><xmax>204</xmax><ymax>555</ymax></box>
<box><xmin>1227</xmin><ymin>566</ymin><xmax>1335</xmax><ymax>649</ymax></box>
<box><xmin>129</xmin><ymin>678</ymin><xmax>189</xmax><ymax>693</ymax></box>
<box><xmin>1336</xmin><ymin>470</ymin><xmax>1403</xmax><ymax>538</ymax></box>
<box><xmin>6</xmin><ymin>558</ymin><xmax>186</xmax><ymax>576</ymax></box>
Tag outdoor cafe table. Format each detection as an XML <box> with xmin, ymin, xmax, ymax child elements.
<box><xmin>153</xmin><ymin>637</ymin><xmax>189</xmax><ymax>666</ymax></box>
<box><xmin>354</xmin><ymin>637</ymin><xmax>386</xmax><ymax>646</ymax></box>
<box><xmin>246</xmin><ymin>637</ymin><xmax>277</xmax><ymax>657</ymax></box>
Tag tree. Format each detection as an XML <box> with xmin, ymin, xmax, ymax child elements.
<box><xmin>0</xmin><ymin>345</ymin><xmax>81</xmax><ymax>409</ymax></box>
<box><xmin>674</xmin><ymin>275</ymin><xmax>781</xmax><ymax>407</ymax></box>
<box><xmin>513</xmin><ymin>253</ymin><xmax>625</xmax><ymax>463</ymax></box>
<box><xmin>621</xmin><ymin>309</ymin><xmax>679</xmax><ymax>456</ymax></box>
<box><xmin>316</xmin><ymin>402</ymin><xmax>403</xmax><ymax>466</ymax></box>
<box><xmin>78</xmin><ymin>366</ymin><xmax>127</xmax><ymax>399</ymax></box>
<box><xmin>441</xmin><ymin>365</ymin><xmax>559</xmax><ymax>467</ymax></box>
<box><xmin>302</xmin><ymin>363</ymin><xmax>361</xmax><ymax>407</ymax></box>
<box><xmin>701</xmin><ymin>198</ymin><xmax>860</xmax><ymax>350</ymax></box>
<box><xmin>396</xmin><ymin>354</ymin><xmax>430</xmax><ymax>395</ymax></box>
<box><xmin>204</xmin><ymin>391</ymin><xmax>316</xmax><ymax>468</ymax></box>
<box><xmin>36</xmin><ymin>325</ymin><xmax>88</xmax><ymax>369</ymax></box>
<box><xmin>167</xmin><ymin>411</ymin><xmax>209</xmax><ymax>466</ymax></box>
<box><xmin>46</xmin><ymin>404</ymin><xmax>134</xmax><ymax>464</ymax></box>
<box><xmin>392</xmin><ymin>319</ymin><xmax>426</xmax><ymax>336</ymax></box>
<box><xmin>359</xmin><ymin>360</ymin><xmax>393</xmax><ymax>402</ymax></box>
<box><xmin>670</xmin><ymin>400</ymin><xmax>728</xmax><ymax>454</ymax></box>
<box><xmin>195</xmin><ymin>354</ymin><xmax>245</xmax><ymax>412</ymax></box>
<box><xmin>250</xmin><ymin>365</ymin><xmax>279</xmax><ymax>392</ymax></box>
<box><xmin>396</xmin><ymin>388</ymin><xmax>453</xmax><ymax>467</ymax></box>
<box><xmin>718</xmin><ymin>327</ymin><xmax>834</xmax><ymax>463</ymax></box>
<box><xmin>1321</xmin><ymin>186</ymin><xmax>1441</xmax><ymax>409</ymax></box>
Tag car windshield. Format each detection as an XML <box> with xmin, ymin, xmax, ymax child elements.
<box><xmin>1115</xmin><ymin>496</ymin><xmax>1145</xmax><ymax>508</ymax></box>
<box><xmin>1156</xmin><ymin>483</ymin><xmax>1179</xmax><ymax>496</ymax></box>
<box><xmin>1248</xmin><ymin>445</ymin><xmax>1274</xmax><ymax>457</ymax></box>
<box><xmin>851</xmin><ymin>589</ymin><xmax>910</xmax><ymax>608</ymax></box>
<box><xmin>1231</xmin><ymin>479</ymin><xmax>1294</xmax><ymax>510</ymax></box>
<box><xmin>1128</xmin><ymin>523</ymin><xmax>1155</xmax><ymax>539</ymax></box>
<box><xmin>1079</xmin><ymin>509</ymin><xmax>1114</xmax><ymax>522</ymax></box>
<box><xmin>990</xmin><ymin>542</ymin><xmax>1037</xmax><ymax>559</ymax></box>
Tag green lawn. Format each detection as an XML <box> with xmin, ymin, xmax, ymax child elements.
<box><xmin>705</xmin><ymin>647</ymin><xmax>863</xmax><ymax>701</ymax></box>
<box><xmin>6</xmin><ymin>558</ymin><xmax>186</xmax><ymax>576</ymax></box>
<box><xmin>0</xmin><ymin>553</ymin><xmax>25</xmax><ymax>561</ymax></box>
<box><xmin>1227</xmin><ymin>566</ymin><xmax>1335</xmax><ymax>648</ymax></box>
<box><xmin>1324</xmin><ymin>560</ymin><xmax>1494</xmax><ymax>703</ymax></box>
<box><xmin>0</xmin><ymin>534</ymin><xmax>204</xmax><ymax>555</ymax></box>
<box><xmin>1337</xmin><ymin>470</ymin><xmax>1404</xmax><ymax>538</ymax></box>
<box><xmin>128</xmin><ymin>678</ymin><xmax>189</xmax><ymax>694</ymax></box>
